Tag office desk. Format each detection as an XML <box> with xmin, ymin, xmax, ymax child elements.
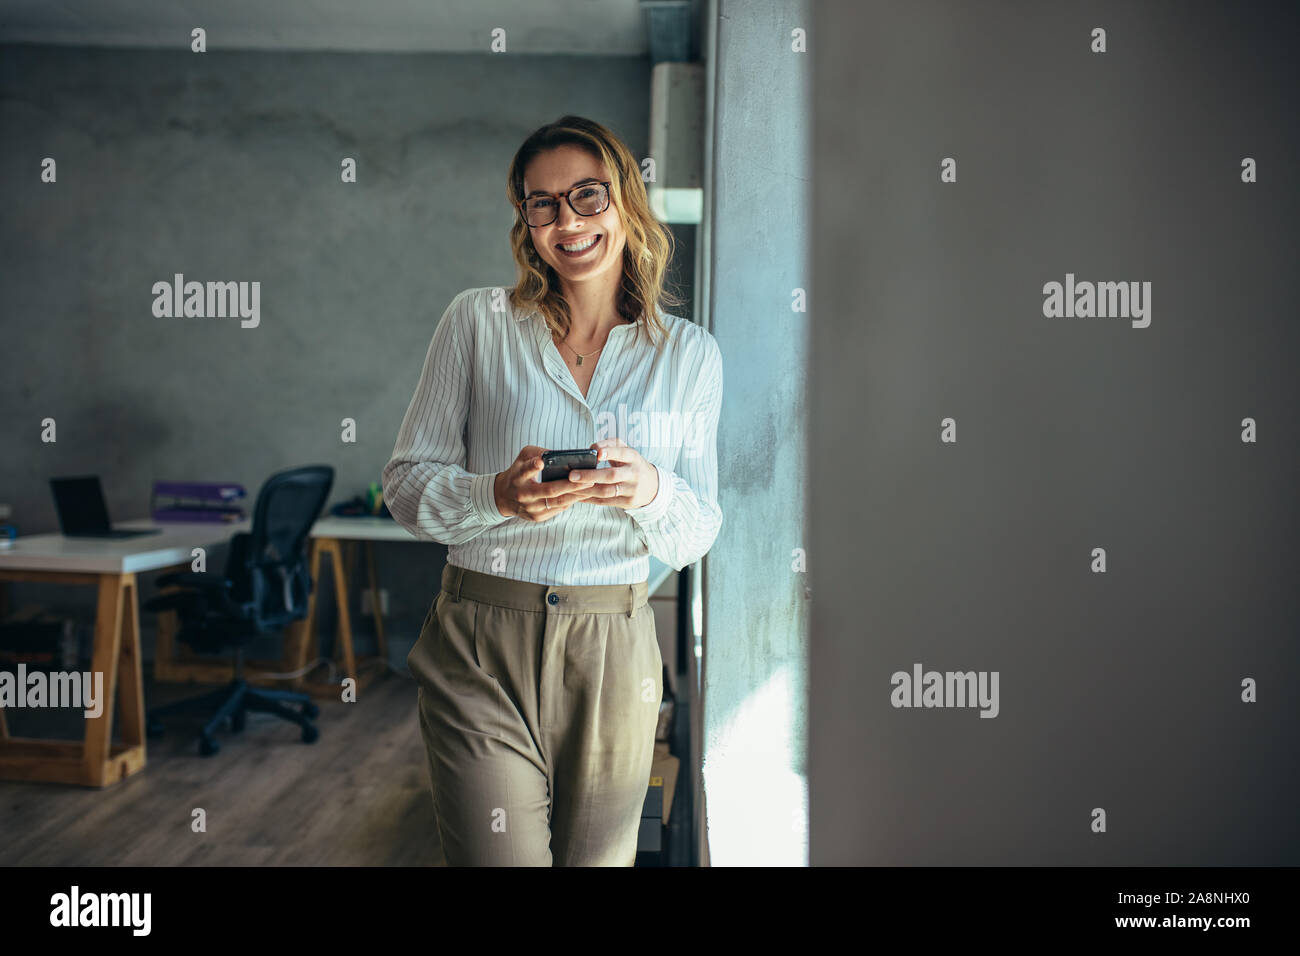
<box><xmin>148</xmin><ymin>516</ymin><xmax>416</xmax><ymax>698</ymax></box>
<box><xmin>142</xmin><ymin>515</ymin><xmax>414</xmax><ymax>699</ymax></box>
<box><xmin>0</xmin><ymin>518</ymin><xmax>247</xmax><ymax>786</ymax></box>
<box><xmin>290</xmin><ymin>516</ymin><xmax>411</xmax><ymax>697</ymax></box>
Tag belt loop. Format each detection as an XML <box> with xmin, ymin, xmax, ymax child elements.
<box><xmin>450</xmin><ymin>564</ymin><xmax>464</xmax><ymax>602</ymax></box>
<box><xmin>627</xmin><ymin>583</ymin><xmax>635</xmax><ymax>619</ymax></box>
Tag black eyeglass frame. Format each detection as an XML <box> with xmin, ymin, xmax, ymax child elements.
<box><xmin>517</xmin><ymin>181</ymin><xmax>613</xmax><ymax>228</ymax></box>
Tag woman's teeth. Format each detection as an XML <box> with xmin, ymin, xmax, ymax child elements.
<box><xmin>558</xmin><ymin>235</ymin><xmax>600</xmax><ymax>254</ymax></box>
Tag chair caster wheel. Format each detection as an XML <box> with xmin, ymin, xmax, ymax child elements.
<box><xmin>199</xmin><ymin>735</ymin><xmax>220</xmax><ymax>757</ymax></box>
<box><xmin>146</xmin><ymin>718</ymin><xmax>165</xmax><ymax>738</ymax></box>
<box><xmin>302</xmin><ymin>702</ymin><xmax>320</xmax><ymax>719</ymax></box>
<box><xmin>301</xmin><ymin>724</ymin><xmax>319</xmax><ymax>744</ymax></box>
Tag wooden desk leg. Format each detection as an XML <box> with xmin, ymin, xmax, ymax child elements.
<box><xmin>83</xmin><ymin>574</ymin><xmax>125</xmax><ymax>785</ymax></box>
<box><xmin>83</xmin><ymin>574</ymin><xmax>137</xmax><ymax>785</ymax></box>
<box><xmin>364</xmin><ymin>541</ymin><xmax>388</xmax><ymax>664</ymax></box>
<box><xmin>322</xmin><ymin>539</ymin><xmax>358</xmax><ymax>685</ymax></box>
<box><xmin>116</xmin><ymin>574</ymin><xmax>146</xmax><ymax>756</ymax></box>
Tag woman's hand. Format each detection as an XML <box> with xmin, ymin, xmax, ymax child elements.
<box><xmin>494</xmin><ymin>445</ymin><xmax>597</xmax><ymax>522</ymax></box>
<box><xmin>566</xmin><ymin>437</ymin><xmax>659</xmax><ymax>510</ymax></box>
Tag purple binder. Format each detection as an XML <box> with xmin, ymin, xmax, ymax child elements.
<box><xmin>151</xmin><ymin>480</ymin><xmax>247</xmax><ymax>523</ymax></box>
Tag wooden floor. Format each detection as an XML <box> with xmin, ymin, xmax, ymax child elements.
<box><xmin>0</xmin><ymin>669</ymin><xmax>446</xmax><ymax>865</ymax></box>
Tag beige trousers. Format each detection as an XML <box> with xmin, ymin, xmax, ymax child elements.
<box><xmin>407</xmin><ymin>562</ymin><xmax>661</xmax><ymax>866</ymax></box>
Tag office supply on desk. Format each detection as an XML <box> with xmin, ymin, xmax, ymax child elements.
<box><xmin>50</xmin><ymin>476</ymin><xmax>161</xmax><ymax>539</ymax></box>
<box><xmin>329</xmin><ymin>481</ymin><xmax>392</xmax><ymax>518</ymax></box>
<box><xmin>150</xmin><ymin>480</ymin><xmax>247</xmax><ymax>523</ymax></box>
<box><xmin>142</xmin><ymin>465</ymin><xmax>332</xmax><ymax>756</ymax></box>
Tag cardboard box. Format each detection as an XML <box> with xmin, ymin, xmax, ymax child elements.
<box><xmin>636</xmin><ymin>746</ymin><xmax>682</xmax><ymax>855</ymax></box>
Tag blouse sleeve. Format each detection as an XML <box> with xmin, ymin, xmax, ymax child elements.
<box><xmin>624</xmin><ymin>333</ymin><xmax>724</xmax><ymax>569</ymax></box>
<box><xmin>381</xmin><ymin>290</ymin><xmax>512</xmax><ymax>544</ymax></box>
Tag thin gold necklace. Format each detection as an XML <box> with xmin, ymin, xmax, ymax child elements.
<box><xmin>562</xmin><ymin>340</ymin><xmax>603</xmax><ymax>366</ymax></box>
<box><xmin>556</xmin><ymin>329</ymin><xmax>607</xmax><ymax>366</ymax></box>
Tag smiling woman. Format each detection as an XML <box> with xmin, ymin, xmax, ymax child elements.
<box><xmin>506</xmin><ymin>116</ymin><xmax>679</xmax><ymax>349</ymax></box>
<box><xmin>382</xmin><ymin>114</ymin><xmax>724</xmax><ymax>868</ymax></box>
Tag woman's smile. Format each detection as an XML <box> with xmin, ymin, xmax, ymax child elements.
<box><xmin>556</xmin><ymin>234</ymin><xmax>602</xmax><ymax>257</ymax></box>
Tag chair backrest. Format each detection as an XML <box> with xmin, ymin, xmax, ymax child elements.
<box><xmin>230</xmin><ymin>465</ymin><xmax>334</xmax><ymax>630</ymax></box>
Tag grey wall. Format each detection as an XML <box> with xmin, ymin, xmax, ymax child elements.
<box><xmin>699</xmin><ymin>0</ymin><xmax>810</xmax><ymax>865</ymax></box>
<box><xmin>810</xmin><ymin>0</ymin><xmax>1300</xmax><ymax>864</ymax></box>
<box><xmin>0</xmin><ymin>44</ymin><xmax>651</xmax><ymax>658</ymax></box>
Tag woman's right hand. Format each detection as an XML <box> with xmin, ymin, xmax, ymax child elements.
<box><xmin>493</xmin><ymin>445</ymin><xmax>597</xmax><ymax>522</ymax></box>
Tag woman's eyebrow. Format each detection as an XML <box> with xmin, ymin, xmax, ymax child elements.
<box><xmin>524</xmin><ymin>176</ymin><xmax>601</xmax><ymax>198</ymax></box>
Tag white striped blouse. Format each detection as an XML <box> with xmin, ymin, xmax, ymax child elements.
<box><xmin>381</xmin><ymin>286</ymin><xmax>724</xmax><ymax>586</ymax></box>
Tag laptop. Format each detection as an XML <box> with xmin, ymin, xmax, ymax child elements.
<box><xmin>50</xmin><ymin>476</ymin><xmax>163</xmax><ymax>539</ymax></box>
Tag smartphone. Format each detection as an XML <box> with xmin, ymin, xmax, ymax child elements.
<box><xmin>538</xmin><ymin>448</ymin><xmax>598</xmax><ymax>483</ymax></box>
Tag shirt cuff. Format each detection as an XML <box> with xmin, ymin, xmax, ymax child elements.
<box><xmin>626</xmin><ymin>463</ymin><xmax>674</xmax><ymax>526</ymax></box>
<box><xmin>470</xmin><ymin>472</ymin><xmax>513</xmax><ymax>527</ymax></box>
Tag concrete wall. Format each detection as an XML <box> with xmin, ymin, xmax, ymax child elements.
<box><xmin>809</xmin><ymin>0</ymin><xmax>1300</xmax><ymax>864</ymax></box>
<box><xmin>699</xmin><ymin>0</ymin><xmax>810</xmax><ymax>866</ymax></box>
<box><xmin>0</xmin><ymin>44</ymin><xmax>652</xmax><ymax>660</ymax></box>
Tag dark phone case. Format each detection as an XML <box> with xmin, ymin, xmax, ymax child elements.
<box><xmin>539</xmin><ymin>449</ymin><xmax>598</xmax><ymax>482</ymax></box>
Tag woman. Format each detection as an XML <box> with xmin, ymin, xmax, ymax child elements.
<box><xmin>382</xmin><ymin>115</ymin><xmax>723</xmax><ymax>866</ymax></box>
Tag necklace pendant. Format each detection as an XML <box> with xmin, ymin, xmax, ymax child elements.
<box><xmin>576</xmin><ymin>355</ymin><xmax>584</xmax><ymax>366</ymax></box>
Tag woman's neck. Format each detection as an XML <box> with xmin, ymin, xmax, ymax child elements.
<box><xmin>559</xmin><ymin>275</ymin><xmax>625</xmax><ymax>344</ymax></box>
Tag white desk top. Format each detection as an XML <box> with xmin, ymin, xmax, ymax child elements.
<box><xmin>310</xmin><ymin>515</ymin><xmax>420</xmax><ymax>542</ymax></box>
<box><xmin>0</xmin><ymin>518</ymin><xmax>251</xmax><ymax>575</ymax></box>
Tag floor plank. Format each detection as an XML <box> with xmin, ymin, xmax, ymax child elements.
<box><xmin>0</xmin><ymin>669</ymin><xmax>445</xmax><ymax>866</ymax></box>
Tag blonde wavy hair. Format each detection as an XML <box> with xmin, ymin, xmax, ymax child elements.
<box><xmin>506</xmin><ymin>115</ymin><xmax>684</xmax><ymax>350</ymax></box>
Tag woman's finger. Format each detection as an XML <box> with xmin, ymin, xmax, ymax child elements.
<box><xmin>567</xmin><ymin>464</ymin><xmax>631</xmax><ymax>484</ymax></box>
<box><xmin>521</xmin><ymin>476</ymin><xmax>595</xmax><ymax>500</ymax></box>
<box><xmin>521</xmin><ymin>489</ymin><xmax>590</xmax><ymax>519</ymax></box>
<box><xmin>590</xmin><ymin>437</ymin><xmax>638</xmax><ymax>463</ymax></box>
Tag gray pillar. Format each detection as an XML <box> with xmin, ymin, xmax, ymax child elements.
<box><xmin>699</xmin><ymin>0</ymin><xmax>811</xmax><ymax>866</ymax></box>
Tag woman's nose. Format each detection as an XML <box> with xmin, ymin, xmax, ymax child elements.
<box><xmin>555</xmin><ymin>201</ymin><xmax>584</xmax><ymax>229</ymax></box>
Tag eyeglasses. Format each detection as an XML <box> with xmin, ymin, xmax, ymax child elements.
<box><xmin>518</xmin><ymin>181</ymin><xmax>612</xmax><ymax>227</ymax></box>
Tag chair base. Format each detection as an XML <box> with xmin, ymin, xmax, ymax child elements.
<box><xmin>147</xmin><ymin>679</ymin><xmax>320</xmax><ymax>757</ymax></box>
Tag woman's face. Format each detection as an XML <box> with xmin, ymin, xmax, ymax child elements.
<box><xmin>522</xmin><ymin>144</ymin><xmax>627</xmax><ymax>291</ymax></box>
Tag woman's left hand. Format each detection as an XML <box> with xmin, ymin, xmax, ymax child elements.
<box><xmin>566</xmin><ymin>438</ymin><xmax>659</xmax><ymax>509</ymax></box>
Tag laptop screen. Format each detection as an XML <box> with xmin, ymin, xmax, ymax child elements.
<box><xmin>50</xmin><ymin>476</ymin><xmax>113</xmax><ymax>534</ymax></box>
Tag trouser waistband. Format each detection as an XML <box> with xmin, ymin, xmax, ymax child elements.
<box><xmin>441</xmin><ymin>563</ymin><xmax>648</xmax><ymax>617</ymax></box>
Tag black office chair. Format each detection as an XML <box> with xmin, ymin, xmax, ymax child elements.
<box><xmin>144</xmin><ymin>465</ymin><xmax>334</xmax><ymax>756</ymax></box>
